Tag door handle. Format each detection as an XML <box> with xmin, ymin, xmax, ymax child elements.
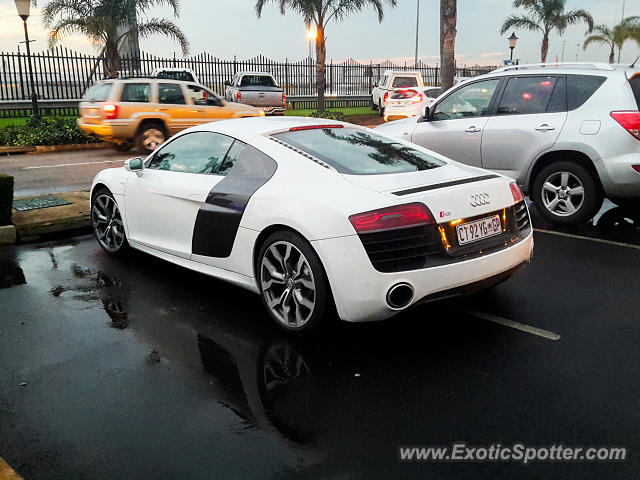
<box><xmin>157</xmin><ymin>107</ymin><xmax>168</xmax><ymax>111</ymax></box>
<box><xmin>465</xmin><ymin>126</ymin><xmax>481</xmax><ymax>133</ymax></box>
<box><xmin>535</xmin><ymin>124</ymin><xmax>555</xmax><ymax>131</ymax></box>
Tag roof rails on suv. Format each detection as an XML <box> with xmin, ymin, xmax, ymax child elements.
<box><xmin>494</xmin><ymin>62</ymin><xmax>616</xmax><ymax>73</ymax></box>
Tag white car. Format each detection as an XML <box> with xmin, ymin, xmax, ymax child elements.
<box><xmin>90</xmin><ymin>117</ymin><xmax>533</xmax><ymax>334</ymax></box>
<box><xmin>383</xmin><ymin>86</ymin><xmax>442</xmax><ymax>122</ymax></box>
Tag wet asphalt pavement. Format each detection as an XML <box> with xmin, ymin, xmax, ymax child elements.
<box><xmin>1</xmin><ymin>202</ymin><xmax>639</xmax><ymax>479</ymax></box>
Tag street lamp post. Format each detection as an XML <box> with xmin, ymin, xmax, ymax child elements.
<box><xmin>508</xmin><ymin>32</ymin><xmax>519</xmax><ymax>62</ymax></box>
<box><xmin>14</xmin><ymin>0</ymin><xmax>39</xmax><ymax>117</ymax></box>
<box><xmin>414</xmin><ymin>0</ymin><xmax>420</xmax><ymax>68</ymax></box>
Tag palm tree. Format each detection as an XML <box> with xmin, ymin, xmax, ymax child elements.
<box><xmin>255</xmin><ymin>0</ymin><xmax>397</xmax><ymax>112</ymax></box>
<box><xmin>583</xmin><ymin>17</ymin><xmax>640</xmax><ymax>64</ymax></box>
<box><xmin>440</xmin><ymin>0</ymin><xmax>457</xmax><ymax>91</ymax></box>
<box><xmin>500</xmin><ymin>0</ymin><xmax>594</xmax><ymax>63</ymax></box>
<box><xmin>40</xmin><ymin>0</ymin><xmax>189</xmax><ymax>78</ymax></box>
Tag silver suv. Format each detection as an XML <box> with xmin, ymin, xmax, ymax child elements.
<box><xmin>376</xmin><ymin>63</ymin><xmax>640</xmax><ymax>225</ymax></box>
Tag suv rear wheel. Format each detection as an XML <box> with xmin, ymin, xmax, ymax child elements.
<box><xmin>532</xmin><ymin>161</ymin><xmax>602</xmax><ymax>225</ymax></box>
<box><xmin>135</xmin><ymin>122</ymin><xmax>166</xmax><ymax>154</ymax></box>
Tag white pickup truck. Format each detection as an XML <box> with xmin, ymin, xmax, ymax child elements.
<box><xmin>224</xmin><ymin>72</ymin><xmax>286</xmax><ymax>116</ymax></box>
<box><xmin>371</xmin><ymin>70</ymin><xmax>441</xmax><ymax>119</ymax></box>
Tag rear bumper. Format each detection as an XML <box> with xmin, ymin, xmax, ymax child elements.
<box><xmin>598</xmin><ymin>152</ymin><xmax>640</xmax><ymax>198</ymax></box>
<box><xmin>262</xmin><ymin>106</ymin><xmax>286</xmax><ymax>116</ymax></box>
<box><xmin>312</xmin><ymin>231</ymin><xmax>534</xmax><ymax>323</ymax></box>
<box><xmin>77</xmin><ymin>120</ymin><xmax>133</xmax><ymax>143</ymax></box>
<box><xmin>383</xmin><ymin>104</ymin><xmax>421</xmax><ymax>122</ymax></box>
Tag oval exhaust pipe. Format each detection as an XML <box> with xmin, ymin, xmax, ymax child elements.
<box><xmin>386</xmin><ymin>283</ymin><xmax>415</xmax><ymax>310</ymax></box>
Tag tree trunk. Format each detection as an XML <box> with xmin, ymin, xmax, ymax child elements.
<box><xmin>440</xmin><ymin>0</ymin><xmax>457</xmax><ymax>91</ymax></box>
<box><xmin>104</xmin><ymin>42</ymin><xmax>120</xmax><ymax>79</ymax></box>
<box><xmin>316</xmin><ymin>25</ymin><xmax>326</xmax><ymax>112</ymax></box>
<box><xmin>540</xmin><ymin>31</ymin><xmax>549</xmax><ymax>63</ymax></box>
<box><xmin>609</xmin><ymin>47</ymin><xmax>615</xmax><ymax>64</ymax></box>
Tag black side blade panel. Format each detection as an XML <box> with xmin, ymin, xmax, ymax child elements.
<box><xmin>191</xmin><ymin>144</ymin><xmax>277</xmax><ymax>258</ymax></box>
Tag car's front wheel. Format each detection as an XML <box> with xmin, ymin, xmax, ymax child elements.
<box><xmin>91</xmin><ymin>188</ymin><xmax>129</xmax><ymax>255</ymax></box>
<box><xmin>531</xmin><ymin>161</ymin><xmax>602</xmax><ymax>225</ymax></box>
<box><xmin>257</xmin><ymin>230</ymin><xmax>331</xmax><ymax>335</ymax></box>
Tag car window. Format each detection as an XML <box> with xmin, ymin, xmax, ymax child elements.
<box><xmin>187</xmin><ymin>85</ymin><xmax>222</xmax><ymax>106</ymax></box>
<box><xmin>215</xmin><ymin>140</ymin><xmax>244</xmax><ymax>175</ymax></box>
<box><xmin>120</xmin><ymin>83</ymin><xmax>151</xmax><ymax>103</ymax></box>
<box><xmin>425</xmin><ymin>88</ymin><xmax>441</xmax><ymax>98</ymax></box>
<box><xmin>392</xmin><ymin>76</ymin><xmax>418</xmax><ymax>88</ymax></box>
<box><xmin>272</xmin><ymin>127</ymin><xmax>445</xmax><ymax>175</ymax></box>
<box><xmin>84</xmin><ymin>83</ymin><xmax>113</xmax><ymax>101</ymax></box>
<box><xmin>147</xmin><ymin>132</ymin><xmax>234</xmax><ymax>174</ymax></box>
<box><xmin>567</xmin><ymin>75</ymin><xmax>606</xmax><ymax>110</ymax></box>
<box><xmin>497</xmin><ymin>76</ymin><xmax>557</xmax><ymax>115</ymax></box>
<box><xmin>546</xmin><ymin>76</ymin><xmax>567</xmax><ymax>113</ymax></box>
<box><xmin>158</xmin><ymin>83</ymin><xmax>186</xmax><ymax>105</ymax></box>
<box><xmin>239</xmin><ymin>75</ymin><xmax>277</xmax><ymax>87</ymax></box>
<box><xmin>434</xmin><ymin>79</ymin><xmax>500</xmax><ymax>120</ymax></box>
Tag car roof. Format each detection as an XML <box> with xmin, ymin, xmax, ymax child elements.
<box><xmin>236</xmin><ymin>71</ymin><xmax>275</xmax><ymax>76</ymax></box>
<box><xmin>195</xmin><ymin>116</ymin><xmax>358</xmax><ymax>143</ymax></box>
<box><xmin>383</xmin><ymin>70</ymin><xmax>421</xmax><ymax>75</ymax></box>
<box><xmin>481</xmin><ymin>62</ymin><xmax>637</xmax><ymax>79</ymax></box>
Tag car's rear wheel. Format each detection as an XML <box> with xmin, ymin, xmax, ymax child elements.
<box><xmin>135</xmin><ymin>122</ymin><xmax>166</xmax><ymax>154</ymax></box>
<box><xmin>532</xmin><ymin>161</ymin><xmax>602</xmax><ymax>225</ymax></box>
<box><xmin>371</xmin><ymin>96</ymin><xmax>378</xmax><ymax>110</ymax></box>
<box><xmin>257</xmin><ymin>230</ymin><xmax>331</xmax><ymax>335</ymax></box>
<box><xmin>91</xmin><ymin>188</ymin><xmax>129</xmax><ymax>255</ymax></box>
<box><xmin>378</xmin><ymin>100</ymin><xmax>385</xmax><ymax>117</ymax></box>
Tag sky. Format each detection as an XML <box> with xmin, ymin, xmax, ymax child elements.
<box><xmin>0</xmin><ymin>0</ymin><xmax>638</xmax><ymax>66</ymax></box>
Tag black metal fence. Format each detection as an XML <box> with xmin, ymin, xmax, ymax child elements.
<box><xmin>0</xmin><ymin>47</ymin><xmax>496</xmax><ymax>116</ymax></box>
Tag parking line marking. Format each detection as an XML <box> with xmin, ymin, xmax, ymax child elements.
<box><xmin>23</xmin><ymin>159</ymin><xmax>125</xmax><ymax>170</ymax></box>
<box><xmin>0</xmin><ymin>457</ymin><xmax>23</xmax><ymax>480</ymax></box>
<box><xmin>534</xmin><ymin>228</ymin><xmax>640</xmax><ymax>251</ymax></box>
<box><xmin>458</xmin><ymin>308</ymin><xmax>561</xmax><ymax>341</ymax></box>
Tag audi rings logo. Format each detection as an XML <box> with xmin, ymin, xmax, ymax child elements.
<box><xmin>469</xmin><ymin>193</ymin><xmax>491</xmax><ymax>207</ymax></box>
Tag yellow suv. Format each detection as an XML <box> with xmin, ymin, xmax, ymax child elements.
<box><xmin>78</xmin><ymin>78</ymin><xmax>263</xmax><ymax>153</ymax></box>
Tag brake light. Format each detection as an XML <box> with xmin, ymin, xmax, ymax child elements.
<box><xmin>282</xmin><ymin>92</ymin><xmax>286</xmax><ymax>108</ymax></box>
<box><xmin>349</xmin><ymin>203</ymin><xmax>435</xmax><ymax>234</ymax></box>
<box><xmin>632</xmin><ymin>165</ymin><xmax>640</xmax><ymax>173</ymax></box>
<box><xmin>411</xmin><ymin>93</ymin><xmax>423</xmax><ymax>103</ymax></box>
<box><xmin>610</xmin><ymin>111</ymin><xmax>640</xmax><ymax>140</ymax></box>
<box><xmin>289</xmin><ymin>124</ymin><xmax>343</xmax><ymax>131</ymax></box>
<box><xmin>541</xmin><ymin>80</ymin><xmax>552</xmax><ymax>86</ymax></box>
<box><xmin>384</xmin><ymin>92</ymin><xmax>389</xmax><ymax>102</ymax></box>
<box><xmin>236</xmin><ymin>91</ymin><xmax>242</xmax><ymax>101</ymax></box>
<box><xmin>510</xmin><ymin>182</ymin><xmax>525</xmax><ymax>203</ymax></box>
<box><xmin>103</xmin><ymin>104</ymin><xmax>118</xmax><ymax>119</ymax></box>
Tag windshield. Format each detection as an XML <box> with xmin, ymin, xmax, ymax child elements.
<box><xmin>272</xmin><ymin>127</ymin><xmax>444</xmax><ymax>175</ymax></box>
<box><xmin>240</xmin><ymin>75</ymin><xmax>277</xmax><ymax>87</ymax></box>
<box><xmin>84</xmin><ymin>83</ymin><xmax>113</xmax><ymax>101</ymax></box>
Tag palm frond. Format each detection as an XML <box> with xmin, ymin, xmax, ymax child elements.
<box><xmin>136</xmin><ymin>18</ymin><xmax>190</xmax><ymax>55</ymax></box>
<box><xmin>500</xmin><ymin>14</ymin><xmax>542</xmax><ymax>34</ymax></box>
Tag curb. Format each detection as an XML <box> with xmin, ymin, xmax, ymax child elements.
<box><xmin>0</xmin><ymin>143</ymin><xmax>109</xmax><ymax>156</ymax></box>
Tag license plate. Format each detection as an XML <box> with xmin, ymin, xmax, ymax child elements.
<box><xmin>456</xmin><ymin>215</ymin><xmax>501</xmax><ymax>245</ymax></box>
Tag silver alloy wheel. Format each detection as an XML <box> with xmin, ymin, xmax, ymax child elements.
<box><xmin>260</xmin><ymin>241</ymin><xmax>316</xmax><ymax>328</ymax></box>
<box><xmin>541</xmin><ymin>171</ymin><xmax>585</xmax><ymax>217</ymax></box>
<box><xmin>142</xmin><ymin>128</ymin><xmax>165</xmax><ymax>151</ymax></box>
<box><xmin>92</xmin><ymin>194</ymin><xmax>125</xmax><ymax>252</ymax></box>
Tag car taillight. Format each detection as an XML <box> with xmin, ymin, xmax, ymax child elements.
<box><xmin>510</xmin><ymin>182</ymin><xmax>524</xmax><ymax>203</ymax></box>
<box><xmin>384</xmin><ymin>92</ymin><xmax>389</xmax><ymax>103</ymax></box>
<box><xmin>282</xmin><ymin>92</ymin><xmax>286</xmax><ymax>108</ymax></box>
<box><xmin>610</xmin><ymin>111</ymin><xmax>640</xmax><ymax>140</ymax></box>
<box><xmin>288</xmin><ymin>124</ymin><xmax>343</xmax><ymax>131</ymax></box>
<box><xmin>632</xmin><ymin>165</ymin><xmax>640</xmax><ymax>173</ymax></box>
<box><xmin>349</xmin><ymin>203</ymin><xmax>435</xmax><ymax>234</ymax></box>
<box><xmin>103</xmin><ymin>104</ymin><xmax>118</xmax><ymax>119</ymax></box>
<box><xmin>236</xmin><ymin>91</ymin><xmax>242</xmax><ymax>101</ymax></box>
<box><xmin>411</xmin><ymin>93</ymin><xmax>423</xmax><ymax>103</ymax></box>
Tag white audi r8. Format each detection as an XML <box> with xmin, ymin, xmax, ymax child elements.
<box><xmin>91</xmin><ymin>117</ymin><xmax>533</xmax><ymax>334</ymax></box>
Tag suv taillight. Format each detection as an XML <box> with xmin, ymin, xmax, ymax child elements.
<box><xmin>103</xmin><ymin>104</ymin><xmax>118</xmax><ymax>120</ymax></box>
<box><xmin>282</xmin><ymin>92</ymin><xmax>286</xmax><ymax>108</ymax></box>
<box><xmin>349</xmin><ymin>203</ymin><xmax>435</xmax><ymax>234</ymax></box>
<box><xmin>383</xmin><ymin>92</ymin><xmax>389</xmax><ymax>103</ymax></box>
<box><xmin>510</xmin><ymin>182</ymin><xmax>525</xmax><ymax>203</ymax></box>
<box><xmin>236</xmin><ymin>91</ymin><xmax>242</xmax><ymax>101</ymax></box>
<box><xmin>610</xmin><ymin>111</ymin><xmax>640</xmax><ymax>140</ymax></box>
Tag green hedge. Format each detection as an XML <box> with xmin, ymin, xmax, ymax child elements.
<box><xmin>0</xmin><ymin>117</ymin><xmax>99</xmax><ymax>147</ymax></box>
<box><xmin>309</xmin><ymin>110</ymin><xmax>346</xmax><ymax>121</ymax></box>
<box><xmin>0</xmin><ymin>174</ymin><xmax>13</xmax><ymax>226</ymax></box>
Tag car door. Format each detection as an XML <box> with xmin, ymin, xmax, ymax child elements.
<box><xmin>124</xmin><ymin>131</ymin><xmax>235</xmax><ymax>258</ymax></box>
<box><xmin>410</xmin><ymin>78</ymin><xmax>502</xmax><ymax>167</ymax></box>
<box><xmin>157</xmin><ymin>82</ymin><xmax>191</xmax><ymax>133</ymax></box>
<box><xmin>481</xmin><ymin>75</ymin><xmax>568</xmax><ymax>179</ymax></box>
<box><xmin>186</xmin><ymin>84</ymin><xmax>230</xmax><ymax>125</ymax></box>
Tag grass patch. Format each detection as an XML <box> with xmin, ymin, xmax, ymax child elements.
<box><xmin>286</xmin><ymin>107</ymin><xmax>376</xmax><ymax>117</ymax></box>
<box><xmin>0</xmin><ymin>116</ymin><xmax>77</xmax><ymax>128</ymax></box>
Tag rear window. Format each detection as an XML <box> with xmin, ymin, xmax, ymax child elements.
<box><xmin>240</xmin><ymin>75</ymin><xmax>277</xmax><ymax>87</ymax></box>
<box><xmin>629</xmin><ymin>75</ymin><xmax>640</xmax><ymax>108</ymax></box>
<box><xmin>425</xmin><ymin>88</ymin><xmax>441</xmax><ymax>98</ymax></box>
<box><xmin>567</xmin><ymin>75</ymin><xmax>606</xmax><ymax>110</ymax></box>
<box><xmin>84</xmin><ymin>83</ymin><xmax>113</xmax><ymax>101</ymax></box>
<box><xmin>156</xmin><ymin>71</ymin><xmax>195</xmax><ymax>82</ymax></box>
<box><xmin>392</xmin><ymin>76</ymin><xmax>419</xmax><ymax>88</ymax></box>
<box><xmin>120</xmin><ymin>83</ymin><xmax>151</xmax><ymax>103</ymax></box>
<box><xmin>272</xmin><ymin>127</ymin><xmax>444</xmax><ymax>175</ymax></box>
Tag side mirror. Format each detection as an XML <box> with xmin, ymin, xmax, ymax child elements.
<box><xmin>421</xmin><ymin>105</ymin><xmax>432</xmax><ymax>122</ymax></box>
<box><xmin>125</xmin><ymin>157</ymin><xmax>144</xmax><ymax>175</ymax></box>
<box><xmin>224</xmin><ymin>80</ymin><xmax>232</xmax><ymax>87</ymax></box>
